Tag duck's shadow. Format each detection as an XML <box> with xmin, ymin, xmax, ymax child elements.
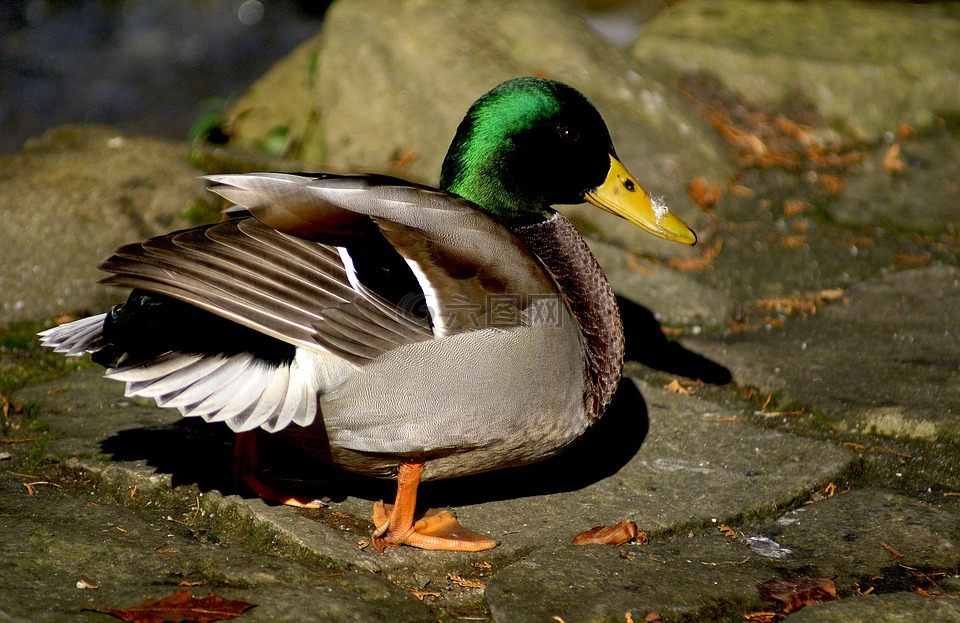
<box><xmin>101</xmin><ymin>297</ymin><xmax>730</xmax><ymax>508</ymax></box>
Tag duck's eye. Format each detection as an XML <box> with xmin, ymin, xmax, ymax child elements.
<box><xmin>558</xmin><ymin>126</ymin><xmax>578</xmax><ymax>142</ymax></box>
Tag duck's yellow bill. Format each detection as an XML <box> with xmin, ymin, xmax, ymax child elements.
<box><xmin>583</xmin><ymin>155</ymin><xmax>697</xmax><ymax>245</ymax></box>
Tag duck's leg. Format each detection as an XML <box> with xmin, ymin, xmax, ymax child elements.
<box><xmin>233</xmin><ymin>431</ymin><xmax>325</xmax><ymax>509</ymax></box>
<box><xmin>371</xmin><ymin>460</ymin><xmax>498</xmax><ymax>553</ymax></box>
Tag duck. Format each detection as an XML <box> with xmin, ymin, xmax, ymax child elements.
<box><xmin>39</xmin><ymin>76</ymin><xmax>696</xmax><ymax>552</ymax></box>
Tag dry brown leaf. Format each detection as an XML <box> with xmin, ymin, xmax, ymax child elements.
<box><xmin>718</xmin><ymin>525</ymin><xmax>738</xmax><ymax>539</ymax></box>
<box><xmin>409</xmin><ymin>589</ymin><xmax>442</xmax><ymax>601</ymax></box>
<box><xmin>104</xmin><ymin>590</ymin><xmax>254</xmax><ymax>623</ymax></box>
<box><xmin>758</xmin><ymin>577</ymin><xmax>837</xmax><ymax>613</ymax></box>
<box><xmin>897</xmin><ymin>123</ymin><xmax>917</xmax><ymax>140</ymax></box>
<box><xmin>666</xmin><ymin>238</ymin><xmax>722</xmax><ymax>272</ymax></box>
<box><xmin>728</xmin><ymin>184</ymin><xmax>755</xmax><ymax>198</ymax></box>
<box><xmin>816</xmin><ymin>174</ymin><xmax>847</xmax><ymax>196</ymax></box>
<box><xmin>895</xmin><ymin>254</ymin><xmax>932</xmax><ymax>266</ymax></box>
<box><xmin>778</xmin><ymin>235</ymin><xmax>806</xmax><ymax>249</ymax></box>
<box><xmin>783</xmin><ymin>200</ymin><xmax>814</xmax><ymax>217</ymax></box>
<box><xmin>817</xmin><ymin>288</ymin><xmax>845</xmax><ymax>303</ymax></box>
<box><xmin>667</xmin><ymin>255</ymin><xmax>713</xmax><ymax>272</ymax></box>
<box><xmin>881</xmin><ymin>541</ymin><xmax>904</xmax><ymax>559</ymax></box>
<box><xmin>687</xmin><ymin>176</ymin><xmax>724</xmax><ymax>210</ymax></box>
<box><xmin>447</xmin><ymin>573</ymin><xmax>486</xmax><ymax>589</ymax></box>
<box><xmin>882</xmin><ymin>143</ymin><xmax>904</xmax><ymax>174</ymax></box>
<box><xmin>744</xmin><ymin>612</ymin><xmax>782</xmax><ymax>623</ymax></box>
<box><xmin>470</xmin><ymin>561</ymin><xmax>492</xmax><ymax>570</ymax></box>
<box><xmin>626</xmin><ymin>256</ymin><xmax>655</xmax><ymax>275</ymax></box>
<box><xmin>664</xmin><ymin>379</ymin><xmax>694</xmax><ymax>396</ymax></box>
<box><xmin>76</xmin><ymin>578</ymin><xmax>100</xmax><ymax>590</ymax></box>
<box><xmin>572</xmin><ymin>519</ymin><xmax>641</xmax><ymax>546</ymax></box>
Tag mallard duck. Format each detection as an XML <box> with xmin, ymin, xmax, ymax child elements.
<box><xmin>40</xmin><ymin>77</ymin><xmax>695</xmax><ymax>552</ymax></box>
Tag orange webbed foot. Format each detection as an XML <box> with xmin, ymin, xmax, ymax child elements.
<box><xmin>372</xmin><ymin>503</ymin><xmax>498</xmax><ymax>553</ymax></box>
<box><xmin>370</xmin><ymin>461</ymin><xmax>498</xmax><ymax>553</ymax></box>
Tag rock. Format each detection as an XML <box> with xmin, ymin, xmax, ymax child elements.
<box><xmin>766</xmin><ymin>489</ymin><xmax>960</xmax><ymax>585</ymax></box>
<box><xmin>222</xmin><ymin>34</ymin><xmax>326</xmax><ymax>163</ymax></box>
<box><xmin>486</xmin><ymin>531</ymin><xmax>773</xmax><ymax>622</ymax></box>
<box><xmin>225</xmin><ymin>0</ymin><xmax>733</xmax><ymax>248</ymax></box>
<box><xmin>0</xmin><ymin>476</ymin><xmax>436</xmax><ymax>623</ymax></box>
<box><xmin>631</xmin><ymin>0</ymin><xmax>960</xmax><ymax>139</ymax></box>
<box><xmin>686</xmin><ymin>266</ymin><xmax>960</xmax><ymax>443</ymax></box>
<box><xmin>828</xmin><ymin>132</ymin><xmax>960</xmax><ymax>234</ymax></box>
<box><xmin>788</xmin><ymin>593</ymin><xmax>960</xmax><ymax>623</ymax></box>
<box><xmin>0</xmin><ymin>125</ymin><xmax>211</xmax><ymax>324</ymax></box>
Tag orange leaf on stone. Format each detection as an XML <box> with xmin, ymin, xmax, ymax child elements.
<box><xmin>687</xmin><ymin>176</ymin><xmax>724</xmax><ymax>210</ymax></box>
<box><xmin>571</xmin><ymin>520</ymin><xmax>641</xmax><ymax>546</ymax></box>
<box><xmin>104</xmin><ymin>590</ymin><xmax>254</xmax><ymax>623</ymax></box>
<box><xmin>758</xmin><ymin>577</ymin><xmax>836</xmax><ymax>614</ymax></box>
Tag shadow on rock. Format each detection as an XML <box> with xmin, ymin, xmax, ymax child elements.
<box><xmin>101</xmin><ymin>421</ymin><xmax>387</xmax><ymax>503</ymax></box>
<box><xmin>618</xmin><ymin>295</ymin><xmax>732</xmax><ymax>385</ymax></box>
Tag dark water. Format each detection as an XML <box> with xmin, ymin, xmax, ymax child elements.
<box><xmin>0</xmin><ymin>0</ymin><xmax>328</xmax><ymax>153</ymax></box>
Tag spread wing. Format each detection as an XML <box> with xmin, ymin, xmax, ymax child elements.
<box><xmin>98</xmin><ymin>173</ymin><xmax>561</xmax><ymax>362</ymax></box>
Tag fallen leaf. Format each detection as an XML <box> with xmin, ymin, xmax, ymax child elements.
<box><xmin>666</xmin><ymin>238</ymin><xmax>722</xmax><ymax>272</ymax></box>
<box><xmin>758</xmin><ymin>577</ymin><xmax>836</xmax><ymax>613</ymax></box>
<box><xmin>687</xmin><ymin>176</ymin><xmax>724</xmax><ymax>209</ymax></box>
<box><xmin>447</xmin><ymin>573</ymin><xmax>486</xmax><ymax>589</ymax></box>
<box><xmin>882</xmin><ymin>143</ymin><xmax>904</xmax><ymax>174</ymax></box>
<box><xmin>783</xmin><ymin>200</ymin><xmax>814</xmax><ymax>217</ymax></box>
<box><xmin>778</xmin><ymin>235</ymin><xmax>806</xmax><ymax>249</ymax></box>
<box><xmin>895</xmin><ymin>254</ymin><xmax>931</xmax><ymax>266</ymax></box>
<box><xmin>881</xmin><ymin>541</ymin><xmax>904</xmax><ymax>560</ymax></box>
<box><xmin>104</xmin><ymin>590</ymin><xmax>254</xmax><ymax>623</ymax></box>
<box><xmin>916</xmin><ymin>586</ymin><xmax>959</xmax><ymax>599</ymax></box>
<box><xmin>718</xmin><ymin>525</ymin><xmax>738</xmax><ymax>539</ymax></box>
<box><xmin>76</xmin><ymin>578</ymin><xmax>100</xmax><ymax>590</ymax></box>
<box><xmin>470</xmin><ymin>561</ymin><xmax>492</xmax><ymax>570</ymax></box>
<box><xmin>663</xmin><ymin>379</ymin><xmax>694</xmax><ymax>396</ymax></box>
<box><xmin>409</xmin><ymin>589</ymin><xmax>442</xmax><ymax>601</ymax></box>
<box><xmin>897</xmin><ymin>123</ymin><xmax>917</xmax><ymax>140</ymax></box>
<box><xmin>744</xmin><ymin>612</ymin><xmax>782</xmax><ymax>622</ymax></box>
<box><xmin>816</xmin><ymin>174</ymin><xmax>846</xmax><ymax>196</ymax></box>
<box><xmin>643</xmin><ymin>612</ymin><xmax>662</xmax><ymax>623</ymax></box>
<box><xmin>572</xmin><ymin>520</ymin><xmax>641</xmax><ymax>546</ymax></box>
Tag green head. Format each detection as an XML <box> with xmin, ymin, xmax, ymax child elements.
<box><xmin>439</xmin><ymin>77</ymin><xmax>697</xmax><ymax>245</ymax></box>
<box><xmin>440</xmin><ymin>77</ymin><xmax>615</xmax><ymax>226</ymax></box>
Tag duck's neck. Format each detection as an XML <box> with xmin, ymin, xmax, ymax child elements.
<box><xmin>512</xmin><ymin>214</ymin><xmax>624</xmax><ymax>420</ymax></box>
